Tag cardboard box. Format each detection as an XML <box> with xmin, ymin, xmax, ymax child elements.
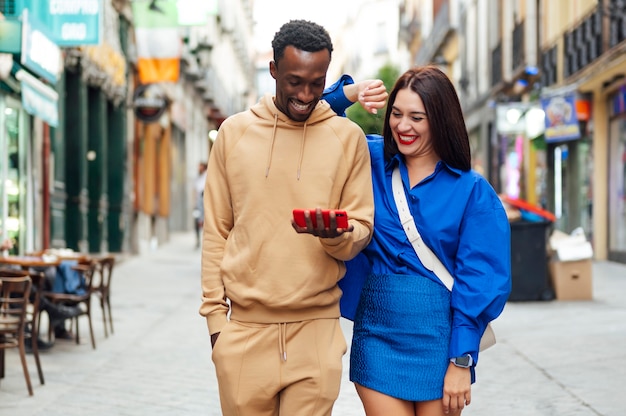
<box><xmin>549</xmin><ymin>259</ymin><xmax>593</xmax><ymax>300</ymax></box>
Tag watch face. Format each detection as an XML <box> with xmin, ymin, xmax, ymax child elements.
<box><xmin>454</xmin><ymin>356</ymin><xmax>471</xmax><ymax>367</ymax></box>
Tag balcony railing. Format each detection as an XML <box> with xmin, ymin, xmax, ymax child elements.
<box><xmin>564</xmin><ymin>9</ymin><xmax>602</xmax><ymax>77</ymax></box>
<box><xmin>512</xmin><ymin>20</ymin><xmax>525</xmax><ymax>71</ymax></box>
<box><xmin>415</xmin><ymin>1</ymin><xmax>452</xmax><ymax>65</ymax></box>
<box><xmin>608</xmin><ymin>0</ymin><xmax>626</xmax><ymax>47</ymax></box>
<box><xmin>540</xmin><ymin>44</ymin><xmax>558</xmax><ymax>88</ymax></box>
<box><xmin>491</xmin><ymin>42</ymin><xmax>502</xmax><ymax>87</ymax></box>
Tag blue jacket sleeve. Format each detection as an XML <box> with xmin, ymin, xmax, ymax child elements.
<box><xmin>449</xmin><ymin>181</ymin><xmax>512</xmax><ymax>364</ymax></box>
<box><xmin>322</xmin><ymin>74</ymin><xmax>355</xmax><ymax>117</ymax></box>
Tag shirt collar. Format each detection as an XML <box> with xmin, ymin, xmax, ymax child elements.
<box><xmin>386</xmin><ymin>154</ymin><xmax>463</xmax><ymax>177</ymax></box>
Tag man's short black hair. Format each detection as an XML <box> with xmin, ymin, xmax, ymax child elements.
<box><xmin>271</xmin><ymin>19</ymin><xmax>333</xmax><ymax>63</ymax></box>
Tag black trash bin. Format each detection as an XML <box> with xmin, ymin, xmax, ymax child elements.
<box><xmin>509</xmin><ymin>220</ymin><xmax>554</xmax><ymax>301</ymax></box>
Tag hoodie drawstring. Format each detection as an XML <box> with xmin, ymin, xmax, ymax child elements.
<box><xmin>264</xmin><ymin>113</ymin><xmax>308</xmax><ymax>181</ymax></box>
<box><xmin>265</xmin><ymin>114</ymin><xmax>278</xmax><ymax>177</ymax></box>
<box><xmin>277</xmin><ymin>323</ymin><xmax>287</xmax><ymax>361</ymax></box>
<box><xmin>296</xmin><ymin>122</ymin><xmax>307</xmax><ymax>181</ymax></box>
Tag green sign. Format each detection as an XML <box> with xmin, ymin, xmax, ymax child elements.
<box><xmin>26</xmin><ymin>0</ymin><xmax>102</xmax><ymax>46</ymax></box>
<box><xmin>0</xmin><ymin>19</ymin><xmax>22</xmax><ymax>54</ymax></box>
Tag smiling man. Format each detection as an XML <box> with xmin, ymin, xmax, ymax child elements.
<box><xmin>199</xmin><ymin>20</ymin><xmax>374</xmax><ymax>416</ymax></box>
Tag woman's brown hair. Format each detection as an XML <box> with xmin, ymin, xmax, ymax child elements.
<box><xmin>382</xmin><ymin>65</ymin><xmax>471</xmax><ymax>171</ymax></box>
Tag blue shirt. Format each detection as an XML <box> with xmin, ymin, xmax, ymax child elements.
<box><xmin>322</xmin><ymin>74</ymin><xmax>355</xmax><ymax>117</ymax></box>
<box><xmin>323</xmin><ymin>76</ymin><xmax>512</xmax><ymax>363</ymax></box>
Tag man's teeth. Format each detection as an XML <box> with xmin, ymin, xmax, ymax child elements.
<box><xmin>292</xmin><ymin>102</ymin><xmax>309</xmax><ymax>111</ymax></box>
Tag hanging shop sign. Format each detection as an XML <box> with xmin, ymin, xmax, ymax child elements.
<box><xmin>541</xmin><ymin>92</ymin><xmax>581</xmax><ymax>143</ymax></box>
<box><xmin>133</xmin><ymin>83</ymin><xmax>168</xmax><ymax>123</ymax></box>
<box><xmin>0</xmin><ymin>18</ymin><xmax>22</xmax><ymax>54</ymax></box>
<box><xmin>15</xmin><ymin>68</ymin><xmax>59</xmax><ymax>127</ymax></box>
<box><xmin>20</xmin><ymin>9</ymin><xmax>62</xmax><ymax>84</ymax></box>
<box><xmin>26</xmin><ymin>0</ymin><xmax>102</xmax><ymax>46</ymax></box>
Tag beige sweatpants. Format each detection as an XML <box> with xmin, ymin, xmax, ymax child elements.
<box><xmin>211</xmin><ymin>318</ymin><xmax>347</xmax><ymax>416</ymax></box>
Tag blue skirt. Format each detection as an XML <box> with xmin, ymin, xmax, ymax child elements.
<box><xmin>350</xmin><ymin>273</ymin><xmax>451</xmax><ymax>401</ymax></box>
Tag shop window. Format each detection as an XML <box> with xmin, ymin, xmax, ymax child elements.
<box><xmin>609</xmin><ymin>118</ymin><xmax>626</xmax><ymax>252</ymax></box>
<box><xmin>1</xmin><ymin>102</ymin><xmax>20</xmax><ymax>254</ymax></box>
<box><xmin>6</xmin><ymin>106</ymin><xmax>20</xmax><ymax>254</ymax></box>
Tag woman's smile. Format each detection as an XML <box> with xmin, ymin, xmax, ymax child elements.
<box><xmin>397</xmin><ymin>134</ymin><xmax>418</xmax><ymax>146</ymax></box>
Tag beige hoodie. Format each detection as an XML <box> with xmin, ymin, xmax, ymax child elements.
<box><xmin>199</xmin><ymin>94</ymin><xmax>374</xmax><ymax>335</ymax></box>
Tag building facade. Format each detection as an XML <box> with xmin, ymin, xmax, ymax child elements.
<box><xmin>0</xmin><ymin>0</ymin><xmax>256</xmax><ymax>256</ymax></box>
<box><xmin>404</xmin><ymin>0</ymin><xmax>626</xmax><ymax>263</ymax></box>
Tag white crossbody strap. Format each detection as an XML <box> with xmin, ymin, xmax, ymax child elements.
<box><xmin>391</xmin><ymin>167</ymin><xmax>454</xmax><ymax>289</ymax></box>
<box><xmin>391</xmin><ymin>167</ymin><xmax>496</xmax><ymax>351</ymax></box>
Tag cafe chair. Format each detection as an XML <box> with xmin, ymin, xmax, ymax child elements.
<box><xmin>93</xmin><ymin>256</ymin><xmax>116</xmax><ymax>338</ymax></box>
<box><xmin>24</xmin><ymin>270</ymin><xmax>46</xmax><ymax>385</ymax></box>
<box><xmin>43</xmin><ymin>260</ymin><xmax>97</xmax><ymax>350</ymax></box>
<box><xmin>0</xmin><ymin>271</ymin><xmax>34</xmax><ymax>396</ymax></box>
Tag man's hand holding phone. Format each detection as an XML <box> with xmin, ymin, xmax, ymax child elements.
<box><xmin>292</xmin><ymin>208</ymin><xmax>353</xmax><ymax>238</ymax></box>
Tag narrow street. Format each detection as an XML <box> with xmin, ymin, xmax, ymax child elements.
<box><xmin>1</xmin><ymin>232</ymin><xmax>625</xmax><ymax>415</ymax></box>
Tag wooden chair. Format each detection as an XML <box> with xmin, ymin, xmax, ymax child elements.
<box><xmin>24</xmin><ymin>270</ymin><xmax>46</xmax><ymax>385</ymax></box>
<box><xmin>93</xmin><ymin>256</ymin><xmax>116</xmax><ymax>337</ymax></box>
<box><xmin>0</xmin><ymin>268</ymin><xmax>47</xmax><ymax>386</ymax></box>
<box><xmin>0</xmin><ymin>271</ymin><xmax>34</xmax><ymax>396</ymax></box>
<box><xmin>42</xmin><ymin>260</ymin><xmax>97</xmax><ymax>349</ymax></box>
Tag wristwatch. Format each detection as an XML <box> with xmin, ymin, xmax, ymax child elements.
<box><xmin>451</xmin><ymin>354</ymin><xmax>473</xmax><ymax>368</ymax></box>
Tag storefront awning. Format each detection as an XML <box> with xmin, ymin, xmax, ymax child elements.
<box><xmin>14</xmin><ymin>68</ymin><xmax>58</xmax><ymax>127</ymax></box>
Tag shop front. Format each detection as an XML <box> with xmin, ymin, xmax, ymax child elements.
<box><xmin>1</xmin><ymin>6</ymin><xmax>61</xmax><ymax>254</ymax></box>
<box><xmin>493</xmin><ymin>102</ymin><xmax>547</xmax><ymax>205</ymax></box>
<box><xmin>608</xmin><ymin>87</ymin><xmax>626</xmax><ymax>263</ymax></box>
<box><xmin>494</xmin><ymin>92</ymin><xmax>593</xmax><ymax>236</ymax></box>
<box><xmin>540</xmin><ymin>91</ymin><xmax>593</xmax><ymax>240</ymax></box>
<box><xmin>0</xmin><ymin>93</ymin><xmax>33</xmax><ymax>254</ymax></box>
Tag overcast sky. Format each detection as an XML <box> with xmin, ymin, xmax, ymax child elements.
<box><xmin>252</xmin><ymin>0</ymin><xmax>357</xmax><ymax>52</ymax></box>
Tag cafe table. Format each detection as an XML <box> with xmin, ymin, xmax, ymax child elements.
<box><xmin>29</xmin><ymin>248</ymin><xmax>91</xmax><ymax>262</ymax></box>
<box><xmin>0</xmin><ymin>254</ymin><xmax>61</xmax><ymax>269</ymax></box>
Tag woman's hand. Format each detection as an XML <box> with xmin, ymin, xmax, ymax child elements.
<box><xmin>442</xmin><ymin>363</ymin><xmax>472</xmax><ymax>414</ymax></box>
<box><xmin>343</xmin><ymin>79</ymin><xmax>388</xmax><ymax>115</ymax></box>
<box><xmin>357</xmin><ymin>79</ymin><xmax>388</xmax><ymax>114</ymax></box>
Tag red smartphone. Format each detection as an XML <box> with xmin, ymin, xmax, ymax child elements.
<box><xmin>293</xmin><ymin>209</ymin><xmax>349</xmax><ymax>229</ymax></box>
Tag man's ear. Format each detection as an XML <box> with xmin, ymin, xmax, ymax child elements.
<box><xmin>269</xmin><ymin>60</ymin><xmax>277</xmax><ymax>80</ymax></box>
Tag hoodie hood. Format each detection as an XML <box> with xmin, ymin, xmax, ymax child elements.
<box><xmin>251</xmin><ymin>93</ymin><xmax>337</xmax><ymax>125</ymax></box>
<box><xmin>251</xmin><ymin>94</ymin><xmax>338</xmax><ymax>179</ymax></box>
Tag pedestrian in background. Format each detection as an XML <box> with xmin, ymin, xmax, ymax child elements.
<box><xmin>199</xmin><ymin>20</ymin><xmax>375</xmax><ymax>416</ymax></box>
<box><xmin>1</xmin><ymin>236</ymin><xmax>13</xmax><ymax>254</ymax></box>
<box><xmin>193</xmin><ymin>161</ymin><xmax>207</xmax><ymax>248</ymax></box>
<box><xmin>325</xmin><ymin>66</ymin><xmax>511</xmax><ymax>416</ymax></box>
